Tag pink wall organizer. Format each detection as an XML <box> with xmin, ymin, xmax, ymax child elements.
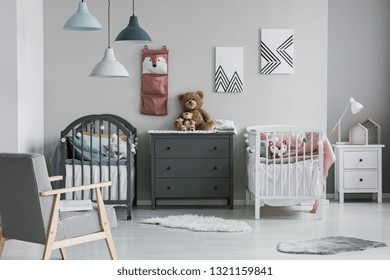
<box><xmin>141</xmin><ymin>45</ymin><xmax>169</xmax><ymax>115</ymax></box>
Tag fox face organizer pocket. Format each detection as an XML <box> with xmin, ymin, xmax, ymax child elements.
<box><xmin>141</xmin><ymin>45</ymin><xmax>169</xmax><ymax>115</ymax></box>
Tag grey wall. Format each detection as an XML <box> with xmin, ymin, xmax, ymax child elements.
<box><xmin>17</xmin><ymin>0</ymin><xmax>44</xmax><ymax>153</ymax></box>
<box><xmin>328</xmin><ymin>0</ymin><xmax>390</xmax><ymax>194</ymax></box>
<box><xmin>0</xmin><ymin>0</ymin><xmax>44</xmax><ymax>153</ymax></box>
<box><xmin>0</xmin><ymin>0</ymin><xmax>19</xmax><ymax>152</ymax></box>
<box><xmin>44</xmin><ymin>0</ymin><xmax>328</xmax><ymax>203</ymax></box>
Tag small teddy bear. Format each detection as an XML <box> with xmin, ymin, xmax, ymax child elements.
<box><xmin>175</xmin><ymin>112</ymin><xmax>196</xmax><ymax>131</ymax></box>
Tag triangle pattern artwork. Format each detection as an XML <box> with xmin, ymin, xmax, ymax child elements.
<box><xmin>260</xmin><ymin>29</ymin><xmax>294</xmax><ymax>74</ymax></box>
<box><xmin>215</xmin><ymin>47</ymin><xmax>243</xmax><ymax>93</ymax></box>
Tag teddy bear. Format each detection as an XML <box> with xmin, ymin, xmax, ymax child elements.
<box><xmin>174</xmin><ymin>90</ymin><xmax>216</xmax><ymax>131</ymax></box>
<box><xmin>175</xmin><ymin>112</ymin><xmax>196</xmax><ymax>131</ymax></box>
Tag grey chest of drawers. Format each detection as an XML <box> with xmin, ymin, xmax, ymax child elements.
<box><xmin>149</xmin><ymin>131</ymin><xmax>234</xmax><ymax>209</ymax></box>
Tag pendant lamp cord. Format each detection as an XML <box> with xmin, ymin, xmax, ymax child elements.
<box><xmin>108</xmin><ymin>0</ymin><xmax>111</xmax><ymax>48</ymax></box>
<box><xmin>133</xmin><ymin>0</ymin><xmax>135</xmax><ymax>16</ymax></box>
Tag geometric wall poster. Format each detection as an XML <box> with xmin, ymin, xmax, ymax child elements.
<box><xmin>215</xmin><ymin>47</ymin><xmax>243</xmax><ymax>92</ymax></box>
<box><xmin>260</xmin><ymin>29</ymin><xmax>293</xmax><ymax>74</ymax></box>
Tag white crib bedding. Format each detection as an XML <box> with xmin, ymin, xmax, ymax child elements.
<box><xmin>65</xmin><ymin>164</ymin><xmax>135</xmax><ymax>202</ymax></box>
<box><xmin>247</xmin><ymin>158</ymin><xmax>321</xmax><ymax>206</ymax></box>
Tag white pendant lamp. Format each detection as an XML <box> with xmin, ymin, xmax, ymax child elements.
<box><xmin>90</xmin><ymin>0</ymin><xmax>129</xmax><ymax>78</ymax></box>
<box><xmin>64</xmin><ymin>0</ymin><xmax>102</xmax><ymax>31</ymax></box>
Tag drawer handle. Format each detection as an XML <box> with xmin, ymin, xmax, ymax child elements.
<box><xmin>167</xmin><ymin>147</ymin><xmax>171</xmax><ymax>150</ymax></box>
<box><xmin>359</xmin><ymin>159</ymin><xmax>363</xmax><ymax>162</ymax></box>
<box><xmin>166</xmin><ymin>186</ymin><xmax>171</xmax><ymax>190</ymax></box>
<box><xmin>214</xmin><ymin>186</ymin><xmax>218</xmax><ymax>190</ymax></box>
<box><xmin>213</xmin><ymin>146</ymin><xmax>218</xmax><ymax>150</ymax></box>
<box><xmin>213</xmin><ymin>166</ymin><xmax>218</xmax><ymax>170</ymax></box>
<box><xmin>360</xmin><ymin>178</ymin><xmax>363</xmax><ymax>182</ymax></box>
<box><xmin>167</xmin><ymin>166</ymin><xmax>171</xmax><ymax>170</ymax></box>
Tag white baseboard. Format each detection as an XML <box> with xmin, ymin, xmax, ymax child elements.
<box><xmin>136</xmin><ymin>194</ymin><xmax>389</xmax><ymax>207</ymax></box>
<box><xmin>136</xmin><ymin>199</ymin><xmax>247</xmax><ymax>206</ymax></box>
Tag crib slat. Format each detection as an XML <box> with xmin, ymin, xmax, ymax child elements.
<box><xmin>90</xmin><ymin>121</ymin><xmax>93</xmax><ymax>199</ymax></box>
<box><xmin>280</xmin><ymin>132</ymin><xmax>284</xmax><ymax>197</ymax></box>
<box><xmin>295</xmin><ymin>134</ymin><xmax>298</xmax><ymax>196</ymax></box>
<box><xmin>99</xmin><ymin>120</ymin><xmax>102</xmax><ymax>184</ymax></box>
<box><xmin>116</xmin><ymin>126</ymin><xmax>120</xmax><ymax>202</ymax></box>
<box><xmin>273</xmin><ymin>132</ymin><xmax>276</xmax><ymax>197</ymax></box>
<box><xmin>266</xmin><ymin>132</ymin><xmax>269</xmax><ymax>196</ymax></box>
<box><xmin>303</xmin><ymin>132</ymin><xmax>306</xmax><ymax>196</ymax></box>
<box><xmin>288</xmin><ymin>133</ymin><xmax>291</xmax><ymax>196</ymax></box>
<box><xmin>108</xmin><ymin>123</ymin><xmax>111</xmax><ymax>185</ymax></box>
<box><xmin>72</xmin><ymin>128</ymin><xmax>76</xmax><ymax>200</ymax></box>
<box><xmin>311</xmin><ymin>131</ymin><xmax>314</xmax><ymax>195</ymax></box>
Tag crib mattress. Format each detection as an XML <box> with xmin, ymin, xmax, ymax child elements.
<box><xmin>65</xmin><ymin>164</ymin><xmax>135</xmax><ymax>202</ymax></box>
<box><xmin>247</xmin><ymin>158</ymin><xmax>321</xmax><ymax>206</ymax></box>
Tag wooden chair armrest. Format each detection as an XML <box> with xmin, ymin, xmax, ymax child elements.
<box><xmin>49</xmin><ymin>176</ymin><xmax>63</xmax><ymax>182</ymax></box>
<box><xmin>40</xmin><ymin>181</ymin><xmax>112</xmax><ymax>197</ymax></box>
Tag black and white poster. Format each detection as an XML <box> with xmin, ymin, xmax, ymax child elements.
<box><xmin>215</xmin><ymin>47</ymin><xmax>243</xmax><ymax>93</ymax></box>
<box><xmin>261</xmin><ymin>29</ymin><xmax>293</xmax><ymax>74</ymax></box>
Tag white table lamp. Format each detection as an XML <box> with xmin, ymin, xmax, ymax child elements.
<box><xmin>329</xmin><ymin>97</ymin><xmax>364</xmax><ymax>144</ymax></box>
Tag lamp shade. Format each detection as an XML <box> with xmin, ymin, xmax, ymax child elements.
<box><xmin>349</xmin><ymin>97</ymin><xmax>364</xmax><ymax>114</ymax></box>
<box><xmin>115</xmin><ymin>15</ymin><xmax>152</xmax><ymax>43</ymax></box>
<box><xmin>64</xmin><ymin>1</ymin><xmax>102</xmax><ymax>31</ymax></box>
<box><xmin>90</xmin><ymin>48</ymin><xmax>130</xmax><ymax>77</ymax></box>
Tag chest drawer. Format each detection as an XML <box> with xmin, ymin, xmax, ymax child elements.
<box><xmin>155</xmin><ymin>158</ymin><xmax>229</xmax><ymax>178</ymax></box>
<box><xmin>155</xmin><ymin>178</ymin><xmax>230</xmax><ymax>198</ymax></box>
<box><xmin>154</xmin><ymin>138</ymin><xmax>229</xmax><ymax>158</ymax></box>
<box><xmin>344</xmin><ymin>170</ymin><xmax>378</xmax><ymax>189</ymax></box>
<box><xmin>343</xmin><ymin>151</ymin><xmax>378</xmax><ymax>169</ymax></box>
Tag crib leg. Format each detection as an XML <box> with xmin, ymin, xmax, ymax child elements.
<box><xmin>317</xmin><ymin>197</ymin><xmax>323</xmax><ymax>220</ymax></box>
<box><xmin>127</xmin><ymin>205</ymin><xmax>132</xmax><ymax>220</ymax></box>
<box><xmin>255</xmin><ymin>198</ymin><xmax>261</xmax><ymax>220</ymax></box>
<box><xmin>245</xmin><ymin>189</ymin><xmax>251</xmax><ymax>205</ymax></box>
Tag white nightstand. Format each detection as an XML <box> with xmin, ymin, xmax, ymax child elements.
<box><xmin>333</xmin><ymin>144</ymin><xmax>384</xmax><ymax>203</ymax></box>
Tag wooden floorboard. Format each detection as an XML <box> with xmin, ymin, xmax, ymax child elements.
<box><xmin>1</xmin><ymin>199</ymin><xmax>389</xmax><ymax>260</ymax></box>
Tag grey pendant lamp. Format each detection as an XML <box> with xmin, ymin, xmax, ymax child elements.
<box><xmin>64</xmin><ymin>0</ymin><xmax>102</xmax><ymax>31</ymax></box>
<box><xmin>115</xmin><ymin>0</ymin><xmax>152</xmax><ymax>43</ymax></box>
<box><xmin>90</xmin><ymin>0</ymin><xmax>130</xmax><ymax>77</ymax></box>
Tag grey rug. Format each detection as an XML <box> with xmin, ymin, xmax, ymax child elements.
<box><xmin>140</xmin><ymin>214</ymin><xmax>251</xmax><ymax>232</ymax></box>
<box><xmin>277</xmin><ymin>236</ymin><xmax>386</xmax><ymax>255</ymax></box>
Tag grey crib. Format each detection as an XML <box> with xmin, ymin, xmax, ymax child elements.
<box><xmin>58</xmin><ymin>114</ymin><xmax>137</xmax><ymax>220</ymax></box>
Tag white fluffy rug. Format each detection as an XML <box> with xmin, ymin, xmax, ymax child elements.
<box><xmin>140</xmin><ymin>214</ymin><xmax>251</xmax><ymax>232</ymax></box>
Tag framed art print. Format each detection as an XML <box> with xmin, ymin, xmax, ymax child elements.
<box><xmin>215</xmin><ymin>47</ymin><xmax>243</xmax><ymax>93</ymax></box>
<box><xmin>260</xmin><ymin>29</ymin><xmax>293</xmax><ymax>74</ymax></box>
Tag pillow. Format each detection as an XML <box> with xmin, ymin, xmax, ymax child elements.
<box><xmin>82</xmin><ymin>133</ymin><xmax>110</xmax><ymax>154</ymax></box>
<box><xmin>83</xmin><ymin>131</ymin><xmax>128</xmax><ymax>141</ymax></box>
<box><xmin>104</xmin><ymin>133</ymin><xmax>128</xmax><ymax>159</ymax></box>
<box><xmin>67</xmin><ymin>136</ymin><xmax>101</xmax><ymax>161</ymax></box>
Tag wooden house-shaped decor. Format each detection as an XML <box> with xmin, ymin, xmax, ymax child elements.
<box><xmin>349</xmin><ymin>123</ymin><xmax>368</xmax><ymax>145</ymax></box>
<box><xmin>361</xmin><ymin>118</ymin><xmax>381</xmax><ymax>144</ymax></box>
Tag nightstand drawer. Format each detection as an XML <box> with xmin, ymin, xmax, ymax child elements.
<box><xmin>154</xmin><ymin>138</ymin><xmax>229</xmax><ymax>158</ymax></box>
<box><xmin>344</xmin><ymin>170</ymin><xmax>378</xmax><ymax>189</ymax></box>
<box><xmin>155</xmin><ymin>178</ymin><xmax>230</xmax><ymax>197</ymax></box>
<box><xmin>343</xmin><ymin>151</ymin><xmax>378</xmax><ymax>169</ymax></box>
<box><xmin>155</xmin><ymin>158</ymin><xmax>229</xmax><ymax>178</ymax></box>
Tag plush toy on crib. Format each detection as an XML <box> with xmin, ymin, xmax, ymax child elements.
<box><xmin>269</xmin><ymin>140</ymin><xmax>288</xmax><ymax>158</ymax></box>
<box><xmin>175</xmin><ymin>112</ymin><xmax>196</xmax><ymax>131</ymax></box>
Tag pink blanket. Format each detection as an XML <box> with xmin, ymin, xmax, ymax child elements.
<box><xmin>260</xmin><ymin>132</ymin><xmax>336</xmax><ymax>179</ymax></box>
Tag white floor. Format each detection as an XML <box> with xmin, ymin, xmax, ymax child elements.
<box><xmin>1</xmin><ymin>199</ymin><xmax>390</xmax><ymax>260</ymax></box>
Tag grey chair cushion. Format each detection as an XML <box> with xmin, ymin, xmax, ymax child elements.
<box><xmin>57</xmin><ymin>205</ymin><xmax>117</xmax><ymax>241</ymax></box>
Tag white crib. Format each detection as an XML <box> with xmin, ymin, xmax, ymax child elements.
<box><xmin>244</xmin><ymin>125</ymin><xmax>324</xmax><ymax>220</ymax></box>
